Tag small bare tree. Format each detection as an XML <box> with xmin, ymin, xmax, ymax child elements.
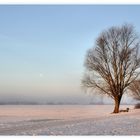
<box><xmin>129</xmin><ymin>80</ymin><xmax>140</xmax><ymax>100</ymax></box>
<box><xmin>82</xmin><ymin>24</ymin><xmax>140</xmax><ymax>113</ymax></box>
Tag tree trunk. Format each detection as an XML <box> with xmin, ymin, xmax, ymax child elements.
<box><xmin>113</xmin><ymin>97</ymin><xmax>121</xmax><ymax>113</ymax></box>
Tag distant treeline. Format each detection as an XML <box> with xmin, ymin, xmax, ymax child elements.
<box><xmin>0</xmin><ymin>101</ymin><xmax>135</xmax><ymax>105</ymax></box>
<box><xmin>0</xmin><ymin>101</ymin><xmax>80</xmax><ymax>105</ymax></box>
<box><xmin>0</xmin><ymin>101</ymin><xmax>40</xmax><ymax>105</ymax></box>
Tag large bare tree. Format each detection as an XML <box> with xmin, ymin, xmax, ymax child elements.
<box><xmin>82</xmin><ymin>24</ymin><xmax>140</xmax><ymax>113</ymax></box>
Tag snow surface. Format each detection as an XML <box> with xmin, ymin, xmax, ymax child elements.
<box><xmin>0</xmin><ymin>105</ymin><xmax>139</xmax><ymax>135</ymax></box>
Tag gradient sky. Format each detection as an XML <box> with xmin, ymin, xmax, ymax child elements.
<box><xmin>0</xmin><ymin>5</ymin><xmax>140</xmax><ymax>104</ymax></box>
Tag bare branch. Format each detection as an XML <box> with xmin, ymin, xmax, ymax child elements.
<box><xmin>129</xmin><ymin>80</ymin><xmax>140</xmax><ymax>100</ymax></box>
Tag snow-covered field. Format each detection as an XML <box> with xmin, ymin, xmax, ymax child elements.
<box><xmin>0</xmin><ymin>105</ymin><xmax>139</xmax><ymax>135</ymax></box>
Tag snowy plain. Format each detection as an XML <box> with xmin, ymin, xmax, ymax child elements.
<box><xmin>0</xmin><ymin>105</ymin><xmax>139</xmax><ymax>135</ymax></box>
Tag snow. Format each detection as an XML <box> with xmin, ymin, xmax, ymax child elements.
<box><xmin>0</xmin><ymin>105</ymin><xmax>139</xmax><ymax>135</ymax></box>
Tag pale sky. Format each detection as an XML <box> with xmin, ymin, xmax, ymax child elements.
<box><xmin>0</xmin><ymin>5</ymin><xmax>140</xmax><ymax>104</ymax></box>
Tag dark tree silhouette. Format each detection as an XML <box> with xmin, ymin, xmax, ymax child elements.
<box><xmin>82</xmin><ymin>24</ymin><xmax>140</xmax><ymax>113</ymax></box>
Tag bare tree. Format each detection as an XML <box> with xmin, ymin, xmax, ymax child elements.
<box><xmin>129</xmin><ymin>80</ymin><xmax>140</xmax><ymax>100</ymax></box>
<box><xmin>82</xmin><ymin>24</ymin><xmax>140</xmax><ymax>113</ymax></box>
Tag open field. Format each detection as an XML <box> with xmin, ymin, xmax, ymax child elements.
<box><xmin>0</xmin><ymin>105</ymin><xmax>139</xmax><ymax>135</ymax></box>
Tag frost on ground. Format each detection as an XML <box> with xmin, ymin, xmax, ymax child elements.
<box><xmin>0</xmin><ymin>105</ymin><xmax>139</xmax><ymax>135</ymax></box>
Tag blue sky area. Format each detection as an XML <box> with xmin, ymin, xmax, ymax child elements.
<box><xmin>0</xmin><ymin>5</ymin><xmax>140</xmax><ymax>104</ymax></box>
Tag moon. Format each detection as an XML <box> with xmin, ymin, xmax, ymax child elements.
<box><xmin>39</xmin><ymin>73</ymin><xmax>43</xmax><ymax>77</ymax></box>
